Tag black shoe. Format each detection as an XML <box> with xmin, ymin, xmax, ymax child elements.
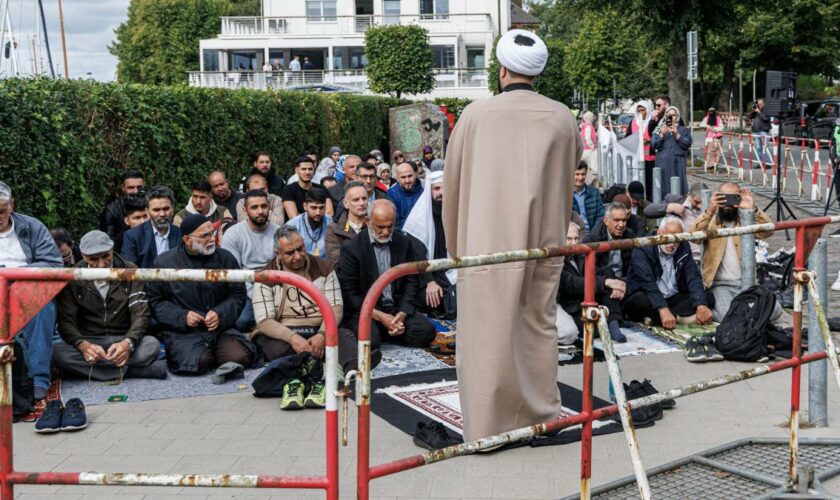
<box><xmin>60</xmin><ymin>398</ymin><xmax>88</xmax><ymax>431</ymax></box>
<box><xmin>701</xmin><ymin>337</ymin><xmax>724</xmax><ymax>362</ymax></box>
<box><xmin>640</xmin><ymin>379</ymin><xmax>676</xmax><ymax>409</ymax></box>
<box><xmin>685</xmin><ymin>337</ymin><xmax>708</xmax><ymax>362</ymax></box>
<box><xmin>624</xmin><ymin>380</ymin><xmax>663</xmax><ymax>426</ymax></box>
<box><xmin>34</xmin><ymin>400</ymin><xmax>63</xmax><ymax>434</ymax></box>
<box><xmin>413</xmin><ymin>421</ymin><xmax>462</xmax><ymax>451</ymax></box>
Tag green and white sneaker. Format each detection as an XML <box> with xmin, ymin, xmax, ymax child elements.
<box><xmin>281</xmin><ymin>379</ymin><xmax>305</xmax><ymax>410</ymax></box>
<box><xmin>304</xmin><ymin>380</ymin><xmax>326</xmax><ymax>408</ymax></box>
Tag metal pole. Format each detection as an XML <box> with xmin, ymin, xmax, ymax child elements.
<box><xmin>739</xmin><ymin>208</ymin><xmax>756</xmax><ymax>290</ymax></box>
<box><xmin>36</xmin><ymin>0</ymin><xmax>54</xmax><ymax>78</ymax></box>
<box><xmin>739</xmin><ymin>68</ymin><xmax>744</xmax><ymax>131</ymax></box>
<box><xmin>807</xmin><ymin>239</ymin><xmax>828</xmax><ymax>427</ymax></box>
<box><xmin>690</xmin><ymin>77</ymin><xmax>695</xmax><ymax>168</ymax></box>
<box><xmin>0</xmin><ymin>277</ymin><xmax>13</xmax><ymax>500</ymax></box>
<box><xmin>787</xmin><ymin>227</ymin><xmax>807</xmax><ymax>488</ymax></box>
<box><xmin>670</xmin><ymin>176</ymin><xmax>682</xmax><ymax>196</ymax></box>
<box><xmin>579</xmin><ymin>251</ymin><xmax>597</xmax><ymax>500</ymax></box>
<box><xmin>57</xmin><ymin>0</ymin><xmax>68</xmax><ymax>78</ymax></box>
<box><xmin>652</xmin><ymin>167</ymin><xmax>662</xmax><ymax>203</ymax></box>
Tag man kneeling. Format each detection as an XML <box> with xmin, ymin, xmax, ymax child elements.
<box><xmin>54</xmin><ymin>230</ymin><xmax>165</xmax><ymax>380</ymax></box>
<box><xmin>623</xmin><ymin>217</ymin><xmax>714</xmax><ymax>329</ymax></box>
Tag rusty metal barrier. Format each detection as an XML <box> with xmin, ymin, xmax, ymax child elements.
<box><xmin>0</xmin><ymin>268</ymin><xmax>341</xmax><ymax>499</ymax></box>
<box><xmin>354</xmin><ymin>215</ymin><xmax>840</xmax><ymax>499</ymax></box>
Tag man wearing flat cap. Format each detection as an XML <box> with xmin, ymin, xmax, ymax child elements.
<box><xmin>147</xmin><ymin>214</ymin><xmax>257</xmax><ymax>375</ymax></box>
<box><xmin>54</xmin><ymin>230</ymin><xmax>165</xmax><ymax>380</ymax></box>
<box><xmin>443</xmin><ymin>29</ymin><xmax>581</xmax><ymax>441</ymax></box>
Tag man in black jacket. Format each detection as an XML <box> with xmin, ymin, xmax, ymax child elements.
<box><xmin>623</xmin><ymin>217</ymin><xmax>714</xmax><ymax>329</ymax></box>
<box><xmin>147</xmin><ymin>214</ymin><xmax>256</xmax><ymax>375</ymax></box>
<box><xmin>583</xmin><ymin>202</ymin><xmax>635</xmax><ymax>281</ymax></box>
<box><xmin>337</xmin><ymin>200</ymin><xmax>436</xmax><ymax>371</ymax></box>
<box><xmin>749</xmin><ymin>99</ymin><xmax>773</xmax><ymax>166</ymax></box>
<box><xmin>53</xmin><ymin>230</ymin><xmax>165</xmax><ymax>380</ymax></box>
<box><xmin>240</xmin><ymin>151</ymin><xmax>286</xmax><ymax>197</ymax></box>
<box><xmin>99</xmin><ymin>170</ymin><xmax>145</xmax><ymax>253</ymax></box>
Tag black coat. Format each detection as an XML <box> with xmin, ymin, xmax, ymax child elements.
<box><xmin>626</xmin><ymin>242</ymin><xmax>707</xmax><ymax>311</ymax></box>
<box><xmin>583</xmin><ymin>220</ymin><xmax>635</xmax><ymax>278</ymax></box>
<box><xmin>99</xmin><ymin>197</ymin><xmax>128</xmax><ymax>253</ymax></box>
<box><xmin>147</xmin><ymin>244</ymin><xmax>246</xmax><ymax>332</ymax></box>
<box><xmin>556</xmin><ymin>255</ymin><xmax>609</xmax><ymax>314</ymax></box>
<box><xmin>337</xmin><ymin>228</ymin><xmax>420</xmax><ymax>324</ymax></box>
<box><xmin>121</xmin><ymin>221</ymin><xmax>182</xmax><ymax>269</ymax></box>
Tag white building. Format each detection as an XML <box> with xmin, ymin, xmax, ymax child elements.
<box><xmin>190</xmin><ymin>0</ymin><xmax>537</xmax><ymax>99</ymax></box>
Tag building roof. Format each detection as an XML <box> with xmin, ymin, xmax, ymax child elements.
<box><xmin>510</xmin><ymin>3</ymin><xmax>539</xmax><ymax>26</ymax></box>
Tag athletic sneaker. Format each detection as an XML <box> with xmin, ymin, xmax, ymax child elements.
<box><xmin>640</xmin><ymin>379</ymin><xmax>676</xmax><ymax>409</ymax></box>
<box><xmin>304</xmin><ymin>380</ymin><xmax>326</xmax><ymax>408</ymax></box>
<box><xmin>60</xmin><ymin>398</ymin><xmax>87</xmax><ymax>431</ymax></box>
<box><xmin>702</xmin><ymin>337</ymin><xmax>725</xmax><ymax>361</ymax></box>
<box><xmin>684</xmin><ymin>337</ymin><xmax>709</xmax><ymax>362</ymax></box>
<box><xmin>34</xmin><ymin>400</ymin><xmax>63</xmax><ymax>434</ymax></box>
<box><xmin>829</xmin><ymin>228</ymin><xmax>840</xmax><ymax>239</ymax></box>
<box><xmin>280</xmin><ymin>379</ymin><xmax>305</xmax><ymax>410</ymax></box>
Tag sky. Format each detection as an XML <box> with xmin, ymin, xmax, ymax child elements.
<box><xmin>2</xmin><ymin>0</ymin><xmax>130</xmax><ymax>81</ymax></box>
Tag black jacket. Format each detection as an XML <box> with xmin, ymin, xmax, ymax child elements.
<box><xmin>241</xmin><ymin>168</ymin><xmax>286</xmax><ymax>197</ymax></box>
<box><xmin>332</xmin><ymin>186</ymin><xmax>389</xmax><ymax>220</ymax></box>
<box><xmin>556</xmin><ymin>255</ymin><xmax>609</xmax><ymax>313</ymax></box>
<box><xmin>214</xmin><ymin>191</ymin><xmax>243</xmax><ymax>216</ymax></box>
<box><xmin>337</xmin><ymin>228</ymin><xmax>420</xmax><ymax>324</ymax></box>
<box><xmin>749</xmin><ymin>107</ymin><xmax>771</xmax><ymax>132</ymax></box>
<box><xmin>56</xmin><ymin>254</ymin><xmax>149</xmax><ymax>346</ymax></box>
<box><xmin>147</xmin><ymin>244</ymin><xmax>246</xmax><ymax>332</ymax></box>
<box><xmin>122</xmin><ymin>221</ymin><xmax>183</xmax><ymax>269</ymax></box>
<box><xmin>583</xmin><ymin>220</ymin><xmax>635</xmax><ymax>278</ymax></box>
<box><xmin>99</xmin><ymin>197</ymin><xmax>128</xmax><ymax>253</ymax></box>
<box><xmin>626</xmin><ymin>242</ymin><xmax>707</xmax><ymax>311</ymax></box>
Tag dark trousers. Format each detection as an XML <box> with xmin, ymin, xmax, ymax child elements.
<box><xmin>644</xmin><ymin>160</ymin><xmax>656</xmax><ymax>201</ymax></box>
<box><xmin>622</xmin><ymin>291</ymin><xmax>709</xmax><ymax>324</ymax></box>
<box><xmin>163</xmin><ymin>329</ymin><xmax>257</xmax><ymax>375</ymax></box>
<box><xmin>566</xmin><ymin>295</ymin><xmax>622</xmax><ymax>335</ymax></box>
<box><xmin>53</xmin><ymin>335</ymin><xmax>160</xmax><ymax>381</ymax></box>
<box><xmin>339</xmin><ymin>311</ymin><xmax>436</xmax><ymax>373</ymax></box>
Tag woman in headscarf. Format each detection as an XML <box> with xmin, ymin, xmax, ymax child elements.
<box><xmin>700</xmin><ymin>107</ymin><xmax>724</xmax><ymax>168</ymax></box>
<box><xmin>316</xmin><ymin>146</ymin><xmax>341</xmax><ymax>180</ymax></box>
<box><xmin>651</xmin><ymin>106</ymin><xmax>691</xmax><ymax>197</ymax></box>
<box><xmin>580</xmin><ymin>111</ymin><xmax>599</xmax><ymax>185</ymax></box>
<box><xmin>377</xmin><ymin>163</ymin><xmax>396</xmax><ymax>187</ymax></box>
<box><xmin>627</xmin><ymin>100</ymin><xmax>654</xmax><ymax>200</ymax></box>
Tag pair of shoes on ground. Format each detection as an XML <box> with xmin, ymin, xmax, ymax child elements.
<box><xmin>281</xmin><ymin>356</ymin><xmax>326</xmax><ymax>410</ymax></box>
<box><xmin>622</xmin><ymin>379</ymin><xmax>675</xmax><ymax>428</ymax></box>
<box><xmin>34</xmin><ymin>398</ymin><xmax>87</xmax><ymax>434</ymax></box>
<box><xmin>685</xmin><ymin>336</ymin><xmax>724</xmax><ymax>363</ymax></box>
<box><xmin>413</xmin><ymin>421</ymin><xmax>462</xmax><ymax>451</ymax></box>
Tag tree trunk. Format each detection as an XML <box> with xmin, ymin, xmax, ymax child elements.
<box><xmin>717</xmin><ymin>61</ymin><xmax>736</xmax><ymax>111</ymax></box>
<box><xmin>666</xmin><ymin>45</ymin><xmax>689</xmax><ymax>117</ymax></box>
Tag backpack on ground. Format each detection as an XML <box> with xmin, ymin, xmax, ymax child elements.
<box><xmin>714</xmin><ymin>285</ymin><xmax>776</xmax><ymax>361</ymax></box>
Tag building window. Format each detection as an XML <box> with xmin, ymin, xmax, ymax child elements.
<box><xmin>230</xmin><ymin>51</ymin><xmax>257</xmax><ymax>71</ymax></box>
<box><xmin>306</xmin><ymin>0</ymin><xmax>337</xmax><ymax>21</ymax></box>
<box><xmin>202</xmin><ymin>50</ymin><xmax>220</xmax><ymax>72</ymax></box>
<box><xmin>419</xmin><ymin>0</ymin><xmax>449</xmax><ymax>19</ymax></box>
<box><xmin>383</xmin><ymin>0</ymin><xmax>401</xmax><ymax>25</ymax></box>
<box><xmin>431</xmin><ymin>45</ymin><xmax>455</xmax><ymax>68</ymax></box>
<box><xmin>466</xmin><ymin>48</ymin><xmax>485</xmax><ymax>68</ymax></box>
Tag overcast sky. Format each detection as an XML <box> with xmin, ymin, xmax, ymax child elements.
<box><xmin>2</xmin><ymin>0</ymin><xmax>129</xmax><ymax>81</ymax></box>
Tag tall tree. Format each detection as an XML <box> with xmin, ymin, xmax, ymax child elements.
<box><xmin>364</xmin><ymin>25</ymin><xmax>435</xmax><ymax>99</ymax></box>
<box><xmin>110</xmin><ymin>0</ymin><xmax>254</xmax><ymax>84</ymax></box>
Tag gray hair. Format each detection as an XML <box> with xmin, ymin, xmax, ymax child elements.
<box><xmin>344</xmin><ymin>180</ymin><xmax>366</xmax><ymax>195</ymax></box>
<box><xmin>273</xmin><ymin>225</ymin><xmax>302</xmax><ymax>252</ymax></box>
<box><xmin>688</xmin><ymin>182</ymin><xmax>708</xmax><ymax>197</ymax></box>
<box><xmin>0</xmin><ymin>181</ymin><xmax>11</xmax><ymax>202</ymax></box>
<box><xmin>658</xmin><ymin>215</ymin><xmax>684</xmax><ymax>232</ymax></box>
<box><xmin>604</xmin><ymin>202</ymin><xmax>628</xmax><ymax>219</ymax></box>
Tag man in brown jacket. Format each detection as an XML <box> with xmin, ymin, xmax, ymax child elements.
<box><xmin>325</xmin><ymin>182</ymin><xmax>368</xmax><ymax>267</ymax></box>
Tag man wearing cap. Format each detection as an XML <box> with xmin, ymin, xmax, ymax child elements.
<box><xmin>53</xmin><ymin>230</ymin><xmax>165</xmax><ymax>380</ymax></box>
<box><xmin>625</xmin><ymin>181</ymin><xmax>655</xmax><ymax>234</ymax></box>
<box><xmin>443</xmin><ymin>30</ymin><xmax>581</xmax><ymax>441</ymax></box>
<box><xmin>147</xmin><ymin>214</ymin><xmax>257</xmax><ymax>375</ymax></box>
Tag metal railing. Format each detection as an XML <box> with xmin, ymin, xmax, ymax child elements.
<box><xmin>219</xmin><ymin>13</ymin><xmax>494</xmax><ymax>36</ymax></box>
<box><xmin>0</xmin><ymin>268</ymin><xmax>341</xmax><ymax>499</ymax></box>
<box><xmin>352</xmin><ymin>215</ymin><xmax>840</xmax><ymax>499</ymax></box>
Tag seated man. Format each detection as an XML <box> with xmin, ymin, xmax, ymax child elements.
<box><xmin>625</xmin><ymin>180</ymin><xmax>655</xmax><ymax>234</ymax></box>
<box><xmin>147</xmin><ymin>214</ymin><xmax>256</xmax><ymax>375</ymax></box>
<box><xmin>571</xmin><ymin>161</ymin><xmax>603</xmax><ymax>232</ymax></box>
<box><xmin>50</xmin><ymin>227</ymin><xmax>82</xmax><ymax>268</ymax></box>
<box><xmin>325</xmin><ymin>181</ymin><xmax>368</xmax><ymax>267</ymax></box>
<box><xmin>0</xmin><ymin>181</ymin><xmax>62</xmax><ymax>401</ymax></box>
<box><xmin>208</xmin><ymin>171</ymin><xmax>242</xmax><ymax>216</ymax></box>
<box><xmin>235</xmin><ymin>173</ymin><xmax>285</xmax><ymax>226</ymax></box>
<box><xmin>403</xmin><ymin>171</ymin><xmax>456</xmax><ymax>319</ymax></box>
<box><xmin>613</xmin><ymin>194</ymin><xmax>647</xmax><ymax>237</ymax></box>
<box><xmin>99</xmin><ymin>170</ymin><xmax>145</xmax><ymax>253</ymax></box>
<box><xmin>623</xmin><ymin>217</ymin><xmax>714</xmax><ymax>329</ymax></box>
<box><xmin>283</xmin><ymin>156</ymin><xmax>334</xmax><ymax>220</ymax></box>
<box><xmin>174</xmin><ymin>180</ymin><xmax>232</xmax><ymax>226</ymax></box>
<box><xmin>644</xmin><ymin>181</ymin><xmax>708</xmax><ymax>263</ymax></box>
<box><xmin>285</xmin><ymin>187</ymin><xmax>332</xmax><ymax>259</ymax></box>
<box><xmin>689</xmin><ymin>182</ymin><xmax>787</xmax><ymax>324</ymax></box>
<box><xmin>122</xmin><ymin>186</ymin><xmax>182</xmax><ymax>269</ymax></box>
<box><xmin>388</xmin><ymin>162</ymin><xmax>424</xmax><ymax>229</ymax></box>
<box><xmin>557</xmin><ymin>222</ymin><xmax>626</xmax><ymax>342</ymax></box>
<box><xmin>335</xmin><ymin>161</ymin><xmax>389</xmax><ymax>219</ymax></box>
<box><xmin>337</xmin><ymin>200</ymin><xmax>436</xmax><ymax>372</ymax></box>
<box><xmin>584</xmin><ymin>201</ymin><xmax>636</xmax><ymax>282</ymax></box>
<box><xmin>122</xmin><ymin>193</ymin><xmax>149</xmax><ymax>230</ymax></box>
<box><xmin>221</xmin><ymin>190</ymin><xmax>280</xmax><ymax>332</ymax></box>
<box><xmin>53</xmin><ymin>230</ymin><xmax>165</xmax><ymax>380</ymax></box>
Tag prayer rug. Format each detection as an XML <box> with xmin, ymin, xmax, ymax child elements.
<box><xmin>594</xmin><ymin>328</ymin><xmax>681</xmax><ymax>357</ymax></box>
<box><xmin>365</xmin><ymin>368</ymin><xmax>623</xmax><ymax>445</ymax></box>
<box><xmin>648</xmin><ymin>323</ymin><xmax>718</xmax><ymax>345</ymax></box>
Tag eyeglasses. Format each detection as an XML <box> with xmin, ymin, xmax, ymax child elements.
<box><xmin>358</xmin><ymin>174</ymin><xmax>376</xmax><ymax>180</ymax></box>
<box><xmin>193</xmin><ymin>229</ymin><xmax>218</xmax><ymax>240</ymax></box>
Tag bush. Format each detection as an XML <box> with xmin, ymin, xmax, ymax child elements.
<box><xmin>0</xmin><ymin>78</ymin><xmax>402</xmax><ymax>238</ymax></box>
<box><xmin>433</xmin><ymin>97</ymin><xmax>472</xmax><ymax>122</ymax></box>
<box><xmin>365</xmin><ymin>25</ymin><xmax>435</xmax><ymax>99</ymax></box>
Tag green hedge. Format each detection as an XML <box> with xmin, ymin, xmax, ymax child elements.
<box><xmin>0</xmin><ymin>78</ymin><xmax>402</xmax><ymax>238</ymax></box>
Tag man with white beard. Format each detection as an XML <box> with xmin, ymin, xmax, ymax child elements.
<box><xmin>146</xmin><ymin>213</ymin><xmax>257</xmax><ymax>375</ymax></box>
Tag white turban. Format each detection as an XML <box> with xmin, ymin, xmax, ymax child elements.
<box><xmin>429</xmin><ymin>170</ymin><xmax>444</xmax><ymax>184</ymax></box>
<box><xmin>495</xmin><ymin>29</ymin><xmax>548</xmax><ymax>76</ymax></box>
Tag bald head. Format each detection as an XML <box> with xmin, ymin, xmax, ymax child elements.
<box><xmin>395</xmin><ymin>162</ymin><xmax>417</xmax><ymax>191</ymax></box>
<box><xmin>369</xmin><ymin>200</ymin><xmax>396</xmax><ymax>244</ymax></box>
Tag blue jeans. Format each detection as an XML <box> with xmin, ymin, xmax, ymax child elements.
<box><xmin>16</xmin><ymin>300</ymin><xmax>56</xmax><ymax>391</ymax></box>
<box><xmin>754</xmin><ymin>132</ymin><xmax>772</xmax><ymax>165</ymax></box>
<box><xmin>235</xmin><ymin>299</ymin><xmax>255</xmax><ymax>333</ymax></box>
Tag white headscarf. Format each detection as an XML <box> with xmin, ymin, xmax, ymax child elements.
<box><xmin>403</xmin><ymin>171</ymin><xmax>456</xmax><ymax>285</ymax></box>
<box><xmin>495</xmin><ymin>29</ymin><xmax>548</xmax><ymax>76</ymax></box>
<box><xmin>633</xmin><ymin>100</ymin><xmax>652</xmax><ymax>129</ymax></box>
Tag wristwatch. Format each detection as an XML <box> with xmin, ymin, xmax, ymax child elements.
<box><xmin>125</xmin><ymin>338</ymin><xmax>135</xmax><ymax>353</ymax></box>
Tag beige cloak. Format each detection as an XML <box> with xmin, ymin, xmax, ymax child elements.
<box><xmin>443</xmin><ymin>87</ymin><xmax>581</xmax><ymax>442</ymax></box>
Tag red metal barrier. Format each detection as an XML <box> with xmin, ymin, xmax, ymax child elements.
<box><xmin>354</xmin><ymin>215</ymin><xmax>840</xmax><ymax>499</ymax></box>
<box><xmin>0</xmin><ymin>268</ymin><xmax>341</xmax><ymax>499</ymax></box>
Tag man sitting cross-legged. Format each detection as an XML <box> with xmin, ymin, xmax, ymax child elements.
<box><xmin>53</xmin><ymin>230</ymin><xmax>166</xmax><ymax>380</ymax></box>
<box><xmin>337</xmin><ymin>200</ymin><xmax>436</xmax><ymax>373</ymax></box>
<box><xmin>622</xmin><ymin>216</ymin><xmax>715</xmax><ymax>329</ymax></box>
<box><xmin>251</xmin><ymin>226</ymin><xmax>348</xmax><ymax>409</ymax></box>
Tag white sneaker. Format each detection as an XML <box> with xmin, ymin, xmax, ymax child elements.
<box><xmin>832</xmin><ymin>271</ymin><xmax>840</xmax><ymax>292</ymax></box>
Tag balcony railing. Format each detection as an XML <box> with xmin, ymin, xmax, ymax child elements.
<box><xmin>188</xmin><ymin>68</ymin><xmax>489</xmax><ymax>98</ymax></box>
<box><xmin>219</xmin><ymin>14</ymin><xmax>493</xmax><ymax>37</ymax></box>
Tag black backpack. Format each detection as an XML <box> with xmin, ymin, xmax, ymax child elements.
<box><xmin>714</xmin><ymin>285</ymin><xmax>776</xmax><ymax>361</ymax></box>
<box><xmin>12</xmin><ymin>340</ymin><xmax>34</xmax><ymax>422</ymax></box>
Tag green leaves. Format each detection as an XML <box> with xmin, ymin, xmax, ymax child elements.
<box><xmin>364</xmin><ymin>25</ymin><xmax>436</xmax><ymax>99</ymax></box>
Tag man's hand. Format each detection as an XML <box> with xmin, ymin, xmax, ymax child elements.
<box><xmin>739</xmin><ymin>188</ymin><xmax>755</xmax><ymax>210</ymax></box>
<box><xmin>374</xmin><ymin>311</ymin><xmax>395</xmax><ymax>329</ymax></box>
<box><xmin>605</xmin><ymin>279</ymin><xmax>626</xmax><ymax>293</ymax></box>
<box><xmin>696</xmin><ymin>305</ymin><xmax>714</xmax><ymax>325</ymax></box>
<box><xmin>289</xmin><ymin>334</ymin><xmax>311</xmax><ymax>354</ymax></box>
<box><xmin>707</xmin><ymin>192</ymin><xmax>724</xmax><ymax>216</ymax></box>
<box><xmin>610</xmin><ymin>288</ymin><xmax>625</xmax><ymax>301</ymax></box>
<box><xmin>78</xmin><ymin>341</ymin><xmax>107</xmax><ymax>364</ymax></box>
<box><xmin>204</xmin><ymin>310</ymin><xmax>220</xmax><ymax>331</ymax></box>
<box><xmin>667</xmin><ymin>203</ymin><xmax>685</xmax><ymax>216</ymax></box>
<box><xmin>388</xmin><ymin>312</ymin><xmax>407</xmax><ymax>336</ymax></box>
<box><xmin>659</xmin><ymin>308</ymin><xmax>677</xmax><ymax>330</ymax></box>
<box><xmin>105</xmin><ymin>340</ymin><xmax>131</xmax><ymax>367</ymax></box>
<box><xmin>309</xmin><ymin>334</ymin><xmax>326</xmax><ymax>359</ymax></box>
<box><xmin>186</xmin><ymin>311</ymin><xmax>205</xmax><ymax>328</ymax></box>
<box><xmin>426</xmin><ymin>281</ymin><xmax>444</xmax><ymax>309</ymax></box>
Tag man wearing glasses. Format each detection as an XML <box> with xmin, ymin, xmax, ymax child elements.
<box><xmin>147</xmin><ymin>213</ymin><xmax>258</xmax><ymax>375</ymax></box>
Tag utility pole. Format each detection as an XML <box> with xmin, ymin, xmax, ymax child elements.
<box><xmin>58</xmin><ymin>0</ymin><xmax>68</xmax><ymax>78</ymax></box>
<box><xmin>687</xmin><ymin>30</ymin><xmax>698</xmax><ymax>166</ymax></box>
<box><xmin>739</xmin><ymin>67</ymin><xmax>744</xmax><ymax>130</ymax></box>
<box><xmin>36</xmin><ymin>0</ymin><xmax>55</xmax><ymax>78</ymax></box>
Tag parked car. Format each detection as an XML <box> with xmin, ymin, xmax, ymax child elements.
<box><xmin>605</xmin><ymin>113</ymin><xmax>633</xmax><ymax>139</ymax></box>
<box><xmin>782</xmin><ymin>100</ymin><xmax>820</xmax><ymax>138</ymax></box>
<box><xmin>806</xmin><ymin>98</ymin><xmax>840</xmax><ymax>142</ymax></box>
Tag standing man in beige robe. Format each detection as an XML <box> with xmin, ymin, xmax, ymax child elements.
<box><xmin>443</xmin><ymin>29</ymin><xmax>582</xmax><ymax>442</ymax></box>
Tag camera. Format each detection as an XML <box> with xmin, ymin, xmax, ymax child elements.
<box><xmin>665</xmin><ymin>116</ymin><xmax>673</xmax><ymax>127</ymax></box>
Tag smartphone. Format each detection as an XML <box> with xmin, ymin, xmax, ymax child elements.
<box><xmin>721</xmin><ymin>193</ymin><xmax>741</xmax><ymax>207</ymax></box>
<box><xmin>665</xmin><ymin>117</ymin><xmax>673</xmax><ymax>127</ymax></box>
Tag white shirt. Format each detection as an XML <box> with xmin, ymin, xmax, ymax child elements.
<box><xmin>715</xmin><ymin>222</ymin><xmax>742</xmax><ymax>282</ymax></box>
<box><xmin>289</xmin><ymin>60</ymin><xmax>301</xmax><ymax>71</ymax></box>
<box><xmin>153</xmin><ymin>225</ymin><xmax>170</xmax><ymax>257</ymax></box>
<box><xmin>0</xmin><ymin>220</ymin><xmax>29</xmax><ymax>268</ymax></box>
<box><xmin>94</xmin><ymin>281</ymin><xmax>109</xmax><ymax>300</ymax></box>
